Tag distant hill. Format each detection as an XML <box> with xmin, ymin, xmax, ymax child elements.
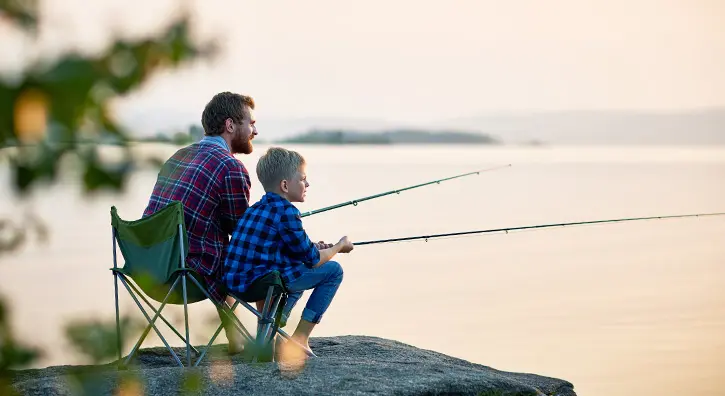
<box><xmin>436</xmin><ymin>108</ymin><xmax>725</xmax><ymax>145</ymax></box>
<box><xmin>122</xmin><ymin>108</ymin><xmax>725</xmax><ymax>146</ymax></box>
<box><xmin>277</xmin><ymin>129</ymin><xmax>499</xmax><ymax>145</ymax></box>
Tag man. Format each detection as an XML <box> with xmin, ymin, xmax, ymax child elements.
<box><xmin>143</xmin><ymin>91</ymin><xmax>257</xmax><ymax>353</ymax></box>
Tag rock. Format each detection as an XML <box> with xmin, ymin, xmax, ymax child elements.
<box><xmin>10</xmin><ymin>336</ymin><xmax>576</xmax><ymax>395</ymax></box>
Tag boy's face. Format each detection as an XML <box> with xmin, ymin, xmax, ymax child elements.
<box><xmin>285</xmin><ymin>164</ymin><xmax>309</xmax><ymax>203</ymax></box>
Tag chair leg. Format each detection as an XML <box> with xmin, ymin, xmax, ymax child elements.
<box><xmin>120</xmin><ymin>276</ymin><xmax>184</xmax><ymax>367</ymax></box>
<box><xmin>185</xmin><ymin>276</ymin><xmax>255</xmax><ymax>343</ymax></box>
<box><xmin>262</xmin><ymin>293</ymin><xmax>283</xmax><ymax>345</ymax></box>
<box><xmin>114</xmin><ymin>271</ymin><xmax>250</xmax><ymax>368</ymax></box>
<box><xmin>112</xmin><ymin>231</ymin><xmax>123</xmax><ymax>369</ymax></box>
<box><xmin>193</xmin><ymin>320</ymin><xmax>226</xmax><ymax>367</ymax></box>
<box><xmin>184</xmin><ymin>275</ymin><xmax>255</xmax><ymax>366</ymax></box>
<box><xmin>114</xmin><ymin>272</ymin><xmax>123</xmax><ymax>368</ymax></box>
<box><xmin>182</xmin><ymin>273</ymin><xmax>191</xmax><ymax>367</ymax></box>
<box><xmin>253</xmin><ymin>287</ymin><xmax>274</xmax><ymax>362</ymax></box>
<box><xmin>252</xmin><ymin>287</ymin><xmax>286</xmax><ymax>363</ymax></box>
<box><xmin>230</xmin><ymin>296</ymin><xmax>317</xmax><ymax>358</ymax></box>
<box><xmin>216</xmin><ymin>303</ymin><xmax>255</xmax><ymax>345</ymax></box>
<box><xmin>255</xmin><ymin>287</ymin><xmax>274</xmax><ymax>342</ymax></box>
<box><xmin>269</xmin><ymin>294</ymin><xmax>287</xmax><ymax>345</ymax></box>
<box><xmin>125</xmin><ymin>280</ymin><xmax>200</xmax><ymax>355</ymax></box>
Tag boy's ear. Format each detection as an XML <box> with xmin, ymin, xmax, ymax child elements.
<box><xmin>279</xmin><ymin>179</ymin><xmax>288</xmax><ymax>193</ymax></box>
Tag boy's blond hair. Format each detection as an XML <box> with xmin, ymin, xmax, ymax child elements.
<box><xmin>256</xmin><ymin>147</ymin><xmax>306</xmax><ymax>192</ymax></box>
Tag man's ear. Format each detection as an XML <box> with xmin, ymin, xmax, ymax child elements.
<box><xmin>279</xmin><ymin>179</ymin><xmax>288</xmax><ymax>193</ymax></box>
<box><xmin>224</xmin><ymin>118</ymin><xmax>233</xmax><ymax>134</ymax></box>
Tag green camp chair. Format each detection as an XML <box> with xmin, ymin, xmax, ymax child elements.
<box><xmin>110</xmin><ymin>201</ymin><xmax>255</xmax><ymax>368</ymax></box>
<box><xmin>111</xmin><ymin>201</ymin><xmax>315</xmax><ymax>366</ymax></box>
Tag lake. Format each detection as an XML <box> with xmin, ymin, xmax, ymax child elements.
<box><xmin>1</xmin><ymin>144</ymin><xmax>724</xmax><ymax>396</ymax></box>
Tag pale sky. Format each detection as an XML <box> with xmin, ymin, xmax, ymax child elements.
<box><xmin>2</xmin><ymin>0</ymin><xmax>724</xmax><ymax>135</ymax></box>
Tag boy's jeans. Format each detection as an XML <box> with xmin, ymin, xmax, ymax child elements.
<box><xmin>281</xmin><ymin>261</ymin><xmax>344</xmax><ymax>325</ymax></box>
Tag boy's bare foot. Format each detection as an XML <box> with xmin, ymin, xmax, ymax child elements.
<box><xmin>276</xmin><ymin>336</ymin><xmax>312</xmax><ymax>355</ymax></box>
<box><xmin>277</xmin><ymin>336</ymin><xmax>310</xmax><ymax>374</ymax></box>
<box><xmin>291</xmin><ymin>335</ymin><xmax>312</xmax><ymax>352</ymax></box>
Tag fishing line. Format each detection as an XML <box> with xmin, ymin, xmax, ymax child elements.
<box><xmin>299</xmin><ymin>164</ymin><xmax>511</xmax><ymax>218</ymax></box>
<box><xmin>353</xmin><ymin>212</ymin><xmax>725</xmax><ymax>246</ymax></box>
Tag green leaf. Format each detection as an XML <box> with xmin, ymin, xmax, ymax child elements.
<box><xmin>82</xmin><ymin>154</ymin><xmax>131</xmax><ymax>192</ymax></box>
<box><xmin>0</xmin><ymin>218</ymin><xmax>25</xmax><ymax>255</ymax></box>
<box><xmin>35</xmin><ymin>56</ymin><xmax>101</xmax><ymax>133</ymax></box>
<box><xmin>0</xmin><ymin>298</ymin><xmax>41</xmax><ymax>371</ymax></box>
<box><xmin>11</xmin><ymin>162</ymin><xmax>35</xmax><ymax>193</ymax></box>
<box><xmin>64</xmin><ymin>316</ymin><xmax>142</xmax><ymax>364</ymax></box>
<box><xmin>0</xmin><ymin>81</ymin><xmax>18</xmax><ymax>147</ymax></box>
<box><xmin>10</xmin><ymin>143</ymin><xmax>66</xmax><ymax>194</ymax></box>
<box><xmin>182</xmin><ymin>369</ymin><xmax>204</xmax><ymax>395</ymax></box>
<box><xmin>0</xmin><ymin>0</ymin><xmax>39</xmax><ymax>31</ymax></box>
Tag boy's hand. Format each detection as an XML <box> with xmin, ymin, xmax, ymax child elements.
<box><xmin>315</xmin><ymin>241</ymin><xmax>334</xmax><ymax>249</ymax></box>
<box><xmin>337</xmin><ymin>236</ymin><xmax>354</xmax><ymax>253</ymax></box>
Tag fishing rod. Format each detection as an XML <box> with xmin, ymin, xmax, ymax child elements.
<box><xmin>353</xmin><ymin>212</ymin><xmax>725</xmax><ymax>246</ymax></box>
<box><xmin>300</xmin><ymin>164</ymin><xmax>511</xmax><ymax>218</ymax></box>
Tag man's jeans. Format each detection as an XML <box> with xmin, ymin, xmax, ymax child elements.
<box><xmin>282</xmin><ymin>261</ymin><xmax>344</xmax><ymax>325</ymax></box>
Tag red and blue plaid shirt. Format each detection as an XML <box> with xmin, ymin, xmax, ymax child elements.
<box><xmin>143</xmin><ymin>138</ymin><xmax>250</xmax><ymax>303</ymax></box>
<box><xmin>224</xmin><ymin>192</ymin><xmax>320</xmax><ymax>294</ymax></box>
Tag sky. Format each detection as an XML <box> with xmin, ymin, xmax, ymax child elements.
<box><xmin>1</xmin><ymin>0</ymin><xmax>724</xmax><ymax>136</ymax></box>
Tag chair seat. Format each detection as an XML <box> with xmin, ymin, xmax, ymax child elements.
<box><xmin>111</xmin><ymin>267</ymin><xmax>209</xmax><ymax>304</ymax></box>
<box><xmin>230</xmin><ymin>271</ymin><xmax>287</xmax><ymax>303</ymax></box>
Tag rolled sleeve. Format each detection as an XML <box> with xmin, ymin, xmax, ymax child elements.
<box><xmin>277</xmin><ymin>207</ymin><xmax>320</xmax><ymax>268</ymax></box>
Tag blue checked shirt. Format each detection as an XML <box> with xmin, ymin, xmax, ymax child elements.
<box><xmin>224</xmin><ymin>192</ymin><xmax>321</xmax><ymax>293</ymax></box>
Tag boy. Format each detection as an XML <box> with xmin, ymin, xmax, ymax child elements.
<box><xmin>224</xmin><ymin>147</ymin><xmax>354</xmax><ymax>355</ymax></box>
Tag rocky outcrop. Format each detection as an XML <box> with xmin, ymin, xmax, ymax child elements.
<box><xmin>10</xmin><ymin>336</ymin><xmax>576</xmax><ymax>395</ymax></box>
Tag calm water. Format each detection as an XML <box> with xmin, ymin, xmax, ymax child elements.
<box><xmin>1</xmin><ymin>144</ymin><xmax>724</xmax><ymax>396</ymax></box>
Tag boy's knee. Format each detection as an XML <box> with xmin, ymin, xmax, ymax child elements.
<box><xmin>326</xmin><ymin>260</ymin><xmax>343</xmax><ymax>281</ymax></box>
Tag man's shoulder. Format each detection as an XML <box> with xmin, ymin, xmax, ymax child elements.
<box><xmin>211</xmin><ymin>150</ymin><xmax>249</xmax><ymax>174</ymax></box>
<box><xmin>173</xmin><ymin>142</ymin><xmax>248</xmax><ymax>173</ymax></box>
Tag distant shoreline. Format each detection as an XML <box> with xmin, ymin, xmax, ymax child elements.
<box><xmin>277</xmin><ymin>129</ymin><xmax>500</xmax><ymax>145</ymax></box>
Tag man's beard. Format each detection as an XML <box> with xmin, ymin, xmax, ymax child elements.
<box><xmin>231</xmin><ymin>133</ymin><xmax>253</xmax><ymax>154</ymax></box>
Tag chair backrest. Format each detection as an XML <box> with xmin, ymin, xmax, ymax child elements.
<box><xmin>111</xmin><ymin>201</ymin><xmax>206</xmax><ymax>303</ymax></box>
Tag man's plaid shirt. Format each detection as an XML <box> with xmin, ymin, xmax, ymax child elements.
<box><xmin>224</xmin><ymin>192</ymin><xmax>320</xmax><ymax>294</ymax></box>
<box><xmin>143</xmin><ymin>139</ymin><xmax>250</xmax><ymax>303</ymax></box>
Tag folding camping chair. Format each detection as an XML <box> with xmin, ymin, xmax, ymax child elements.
<box><xmin>111</xmin><ymin>201</ymin><xmax>253</xmax><ymax>367</ymax></box>
<box><xmin>110</xmin><ymin>201</ymin><xmax>315</xmax><ymax>367</ymax></box>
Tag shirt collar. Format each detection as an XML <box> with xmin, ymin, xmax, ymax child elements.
<box><xmin>200</xmin><ymin>135</ymin><xmax>230</xmax><ymax>152</ymax></box>
<box><xmin>262</xmin><ymin>191</ymin><xmax>289</xmax><ymax>204</ymax></box>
